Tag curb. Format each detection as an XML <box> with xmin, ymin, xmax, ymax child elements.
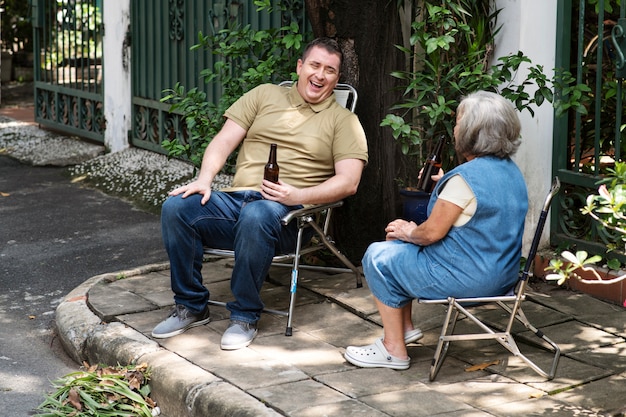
<box><xmin>55</xmin><ymin>264</ymin><xmax>282</xmax><ymax>417</ymax></box>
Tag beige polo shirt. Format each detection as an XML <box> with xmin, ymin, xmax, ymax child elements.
<box><xmin>222</xmin><ymin>83</ymin><xmax>368</xmax><ymax>192</ymax></box>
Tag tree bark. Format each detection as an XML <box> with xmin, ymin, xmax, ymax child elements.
<box><xmin>305</xmin><ymin>0</ymin><xmax>406</xmax><ymax>261</ymax></box>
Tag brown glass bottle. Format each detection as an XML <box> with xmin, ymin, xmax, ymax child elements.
<box><xmin>264</xmin><ymin>143</ymin><xmax>279</xmax><ymax>183</ymax></box>
<box><xmin>416</xmin><ymin>135</ymin><xmax>445</xmax><ymax>193</ymax></box>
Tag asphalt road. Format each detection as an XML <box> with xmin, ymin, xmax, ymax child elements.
<box><xmin>0</xmin><ymin>155</ymin><xmax>168</xmax><ymax>416</ymax></box>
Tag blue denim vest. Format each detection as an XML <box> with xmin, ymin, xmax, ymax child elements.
<box><xmin>422</xmin><ymin>155</ymin><xmax>528</xmax><ymax>297</ymax></box>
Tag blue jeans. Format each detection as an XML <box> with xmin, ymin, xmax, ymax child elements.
<box><xmin>161</xmin><ymin>190</ymin><xmax>305</xmax><ymax>323</ymax></box>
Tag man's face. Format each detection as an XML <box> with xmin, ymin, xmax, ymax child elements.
<box><xmin>295</xmin><ymin>46</ymin><xmax>341</xmax><ymax>104</ymax></box>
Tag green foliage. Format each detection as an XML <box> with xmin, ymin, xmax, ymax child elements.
<box><xmin>546</xmin><ymin>250</ymin><xmax>603</xmax><ymax>285</ymax></box>
<box><xmin>36</xmin><ymin>363</ymin><xmax>156</xmax><ymax>417</ymax></box>
<box><xmin>1</xmin><ymin>0</ymin><xmax>33</xmax><ymax>53</ymax></box>
<box><xmin>382</xmin><ymin>0</ymin><xmax>591</xmax><ymax>172</ymax></box>
<box><xmin>588</xmin><ymin>0</ymin><xmax>622</xmax><ymax>14</ymax></box>
<box><xmin>546</xmin><ymin>162</ymin><xmax>626</xmax><ymax>286</ymax></box>
<box><xmin>161</xmin><ymin>10</ymin><xmax>305</xmax><ymax>173</ymax></box>
<box><xmin>582</xmin><ymin>162</ymin><xmax>626</xmax><ymax>243</ymax></box>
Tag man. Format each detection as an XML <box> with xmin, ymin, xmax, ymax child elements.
<box><xmin>152</xmin><ymin>37</ymin><xmax>369</xmax><ymax>350</ymax></box>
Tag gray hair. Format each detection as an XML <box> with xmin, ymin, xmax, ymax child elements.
<box><xmin>454</xmin><ymin>91</ymin><xmax>521</xmax><ymax>158</ymax></box>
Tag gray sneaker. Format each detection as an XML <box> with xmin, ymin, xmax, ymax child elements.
<box><xmin>220</xmin><ymin>320</ymin><xmax>258</xmax><ymax>350</ymax></box>
<box><xmin>151</xmin><ymin>304</ymin><xmax>210</xmax><ymax>339</ymax></box>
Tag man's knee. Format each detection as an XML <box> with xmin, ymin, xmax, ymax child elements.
<box><xmin>162</xmin><ymin>194</ymin><xmax>201</xmax><ymax>221</ymax></box>
<box><xmin>239</xmin><ymin>200</ymin><xmax>283</xmax><ymax>226</ymax></box>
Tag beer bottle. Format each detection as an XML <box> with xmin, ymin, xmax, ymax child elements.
<box><xmin>264</xmin><ymin>143</ymin><xmax>279</xmax><ymax>183</ymax></box>
<box><xmin>416</xmin><ymin>135</ymin><xmax>445</xmax><ymax>193</ymax></box>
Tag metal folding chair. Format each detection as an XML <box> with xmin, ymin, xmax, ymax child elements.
<box><xmin>418</xmin><ymin>177</ymin><xmax>562</xmax><ymax>381</ymax></box>
<box><xmin>204</xmin><ymin>81</ymin><xmax>363</xmax><ymax>336</ymax></box>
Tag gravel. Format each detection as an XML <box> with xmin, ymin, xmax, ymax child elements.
<box><xmin>0</xmin><ymin>116</ymin><xmax>233</xmax><ymax>214</ymax></box>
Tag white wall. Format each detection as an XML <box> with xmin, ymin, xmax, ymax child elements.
<box><xmin>494</xmin><ymin>0</ymin><xmax>557</xmax><ymax>250</ymax></box>
<box><xmin>102</xmin><ymin>0</ymin><xmax>132</xmax><ymax>152</ymax></box>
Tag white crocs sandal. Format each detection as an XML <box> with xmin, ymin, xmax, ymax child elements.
<box><xmin>382</xmin><ymin>328</ymin><xmax>424</xmax><ymax>345</ymax></box>
<box><xmin>344</xmin><ymin>338</ymin><xmax>410</xmax><ymax>370</ymax></box>
<box><xmin>403</xmin><ymin>328</ymin><xmax>423</xmax><ymax>344</ymax></box>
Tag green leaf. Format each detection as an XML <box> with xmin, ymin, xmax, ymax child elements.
<box><xmin>607</xmin><ymin>258</ymin><xmax>622</xmax><ymax>271</ymax></box>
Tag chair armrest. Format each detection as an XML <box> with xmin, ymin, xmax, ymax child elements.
<box><xmin>280</xmin><ymin>201</ymin><xmax>344</xmax><ymax>225</ymax></box>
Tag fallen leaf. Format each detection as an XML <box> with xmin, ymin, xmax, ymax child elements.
<box><xmin>28</xmin><ymin>315</ymin><xmax>36</xmax><ymax>320</ymax></box>
<box><xmin>465</xmin><ymin>360</ymin><xmax>500</xmax><ymax>372</ymax></box>
<box><xmin>68</xmin><ymin>388</ymin><xmax>82</xmax><ymax>410</ymax></box>
<box><xmin>529</xmin><ymin>392</ymin><xmax>545</xmax><ymax>398</ymax></box>
<box><xmin>71</xmin><ymin>175</ymin><xmax>88</xmax><ymax>183</ymax></box>
<box><xmin>1</xmin><ymin>192</ymin><xmax>9</xmax><ymax>197</ymax></box>
<box><xmin>125</xmin><ymin>370</ymin><xmax>144</xmax><ymax>390</ymax></box>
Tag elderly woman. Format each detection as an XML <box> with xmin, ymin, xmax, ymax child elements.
<box><xmin>345</xmin><ymin>91</ymin><xmax>528</xmax><ymax>370</ymax></box>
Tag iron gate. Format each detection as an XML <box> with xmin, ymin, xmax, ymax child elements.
<box><xmin>32</xmin><ymin>0</ymin><xmax>104</xmax><ymax>142</ymax></box>
<box><xmin>129</xmin><ymin>0</ymin><xmax>307</xmax><ymax>153</ymax></box>
<box><xmin>553</xmin><ymin>0</ymin><xmax>626</xmax><ymax>258</ymax></box>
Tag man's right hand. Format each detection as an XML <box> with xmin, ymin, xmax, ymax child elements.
<box><xmin>169</xmin><ymin>180</ymin><xmax>213</xmax><ymax>205</ymax></box>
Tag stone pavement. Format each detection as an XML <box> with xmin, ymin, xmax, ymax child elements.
<box><xmin>56</xmin><ymin>258</ymin><xmax>626</xmax><ymax>417</ymax></box>
<box><xmin>1</xmin><ymin>104</ymin><xmax>625</xmax><ymax>416</ymax></box>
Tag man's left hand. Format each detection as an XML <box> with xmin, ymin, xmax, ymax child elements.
<box><xmin>261</xmin><ymin>179</ymin><xmax>301</xmax><ymax>206</ymax></box>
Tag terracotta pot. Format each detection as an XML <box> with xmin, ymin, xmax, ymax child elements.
<box><xmin>534</xmin><ymin>254</ymin><xmax>625</xmax><ymax>306</ymax></box>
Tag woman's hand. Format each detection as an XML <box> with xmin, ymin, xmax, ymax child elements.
<box><xmin>418</xmin><ymin>167</ymin><xmax>445</xmax><ymax>184</ymax></box>
<box><xmin>385</xmin><ymin>219</ymin><xmax>418</xmax><ymax>243</ymax></box>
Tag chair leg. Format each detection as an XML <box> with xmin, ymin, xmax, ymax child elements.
<box><xmin>285</xmin><ymin>269</ymin><xmax>296</xmax><ymax>336</ymax></box>
<box><xmin>511</xmin><ymin>307</ymin><xmax>561</xmax><ymax>379</ymax></box>
<box><xmin>284</xmin><ymin>227</ymin><xmax>306</xmax><ymax>336</ymax></box>
<box><xmin>307</xmin><ymin>220</ymin><xmax>363</xmax><ymax>288</ymax></box>
<box><xmin>430</xmin><ymin>300</ymin><xmax>461</xmax><ymax>381</ymax></box>
<box><xmin>493</xmin><ymin>301</ymin><xmax>561</xmax><ymax>380</ymax></box>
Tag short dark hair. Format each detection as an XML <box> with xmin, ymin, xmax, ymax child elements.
<box><xmin>301</xmin><ymin>37</ymin><xmax>343</xmax><ymax>69</ymax></box>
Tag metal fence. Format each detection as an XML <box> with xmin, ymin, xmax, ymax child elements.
<box><xmin>32</xmin><ymin>0</ymin><xmax>104</xmax><ymax>142</ymax></box>
<box><xmin>129</xmin><ymin>0</ymin><xmax>307</xmax><ymax>153</ymax></box>
<box><xmin>552</xmin><ymin>0</ymin><xmax>626</xmax><ymax>258</ymax></box>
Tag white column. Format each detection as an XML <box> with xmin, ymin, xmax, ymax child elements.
<box><xmin>494</xmin><ymin>0</ymin><xmax>558</xmax><ymax>250</ymax></box>
<box><xmin>102</xmin><ymin>0</ymin><xmax>132</xmax><ymax>152</ymax></box>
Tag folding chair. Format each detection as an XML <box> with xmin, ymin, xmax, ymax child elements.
<box><xmin>418</xmin><ymin>177</ymin><xmax>562</xmax><ymax>381</ymax></box>
<box><xmin>204</xmin><ymin>81</ymin><xmax>363</xmax><ymax>336</ymax></box>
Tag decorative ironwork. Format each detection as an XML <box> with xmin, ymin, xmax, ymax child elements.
<box><xmin>169</xmin><ymin>0</ymin><xmax>184</xmax><ymax>41</ymax></box>
<box><xmin>280</xmin><ymin>0</ymin><xmax>305</xmax><ymax>26</ymax></box>
<box><xmin>35</xmin><ymin>86</ymin><xmax>104</xmax><ymax>141</ymax></box>
<box><xmin>133</xmin><ymin>106</ymin><xmax>149</xmax><ymax>143</ymax></box>
<box><xmin>164</xmin><ymin>113</ymin><xmax>187</xmax><ymax>143</ymax></box>
<box><xmin>208</xmin><ymin>0</ymin><xmax>243</xmax><ymax>34</ymax></box>
<box><xmin>557</xmin><ymin>184</ymin><xmax>593</xmax><ymax>240</ymax></box>
<box><xmin>132</xmin><ymin>104</ymin><xmax>164</xmax><ymax>145</ymax></box>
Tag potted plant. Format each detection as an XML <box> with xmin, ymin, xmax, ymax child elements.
<box><xmin>545</xmin><ymin>161</ymin><xmax>626</xmax><ymax>307</ymax></box>
<box><xmin>382</xmin><ymin>0</ymin><xmax>588</xmax><ymax>222</ymax></box>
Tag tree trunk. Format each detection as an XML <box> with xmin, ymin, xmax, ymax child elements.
<box><xmin>305</xmin><ymin>0</ymin><xmax>406</xmax><ymax>261</ymax></box>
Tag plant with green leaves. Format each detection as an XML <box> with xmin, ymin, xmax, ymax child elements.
<box><xmin>382</xmin><ymin>0</ymin><xmax>590</xmax><ymax>182</ymax></box>
<box><xmin>545</xmin><ymin>161</ymin><xmax>626</xmax><ymax>306</ymax></box>
<box><xmin>35</xmin><ymin>363</ymin><xmax>157</xmax><ymax>417</ymax></box>
<box><xmin>161</xmin><ymin>3</ymin><xmax>305</xmax><ymax>173</ymax></box>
